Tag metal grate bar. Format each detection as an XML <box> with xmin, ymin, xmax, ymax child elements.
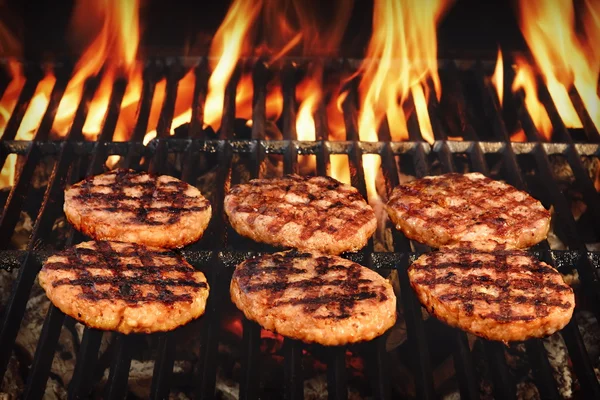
<box><xmin>195</xmin><ymin>254</ymin><xmax>227</xmax><ymax>399</ymax></box>
<box><xmin>32</xmin><ymin>70</ymin><xmax>72</xmax><ymax>142</ymax></box>
<box><xmin>219</xmin><ymin>66</ymin><xmax>241</xmax><ymax>140</ymax></box>
<box><xmin>130</xmin><ymin>66</ymin><xmax>160</xmax><ymax>142</ymax></box>
<box><xmin>104</xmin><ymin>334</ymin><xmax>134</xmax><ymax>399</ymax></box>
<box><xmin>97</xmin><ymin>78</ymin><xmax>127</xmax><ymax>143</ymax></box>
<box><xmin>156</xmin><ymin>66</ymin><xmax>181</xmax><ymax>139</ymax></box>
<box><xmin>405</xmin><ymin>98</ymin><xmax>423</xmax><ymax>142</ymax></box>
<box><xmin>1</xmin><ymin>71</ymin><xmax>42</xmax><ymax>141</ymax></box>
<box><xmin>251</xmin><ymin>61</ymin><xmax>268</xmax><ymax>140</ymax></box>
<box><xmin>67</xmin><ymin>328</ymin><xmax>104</xmax><ymax>399</ymax></box>
<box><xmin>341</xmin><ymin>80</ymin><xmax>359</xmax><ymax>142</ymax></box>
<box><xmin>22</xmin><ymin>305</ymin><xmax>66</xmax><ymax>400</ymax></box>
<box><xmin>283</xmin><ymin>339</ymin><xmax>304</xmax><ymax>400</ymax></box>
<box><xmin>396</xmin><ymin>254</ymin><xmax>435</xmax><ymax>400</ymax></box>
<box><xmin>365</xmin><ymin>335</ymin><xmax>391</xmax><ymax>399</ymax></box>
<box><xmin>561</xmin><ymin>319</ymin><xmax>600</xmax><ymax>398</ymax></box>
<box><xmin>326</xmin><ymin>347</ymin><xmax>347</xmax><ymax>400</ymax></box>
<box><xmin>568</xmin><ymin>87</ymin><xmax>600</xmax><ymax>142</ymax></box>
<box><xmin>525</xmin><ymin>339</ymin><xmax>561</xmax><ymax>400</ymax></box>
<box><xmin>239</xmin><ymin>320</ymin><xmax>261</xmax><ymax>400</ymax></box>
<box><xmin>0</xmin><ymin>254</ymin><xmax>41</xmax><ymax>379</ymax></box>
<box><xmin>484</xmin><ymin>341</ymin><xmax>516</xmax><ymax>399</ymax></box>
<box><xmin>188</xmin><ymin>61</ymin><xmax>208</xmax><ymax>138</ymax></box>
<box><xmin>451</xmin><ymin>331</ymin><xmax>479</xmax><ymax>400</ymax></box>
<box><xmin>473</xmin><ymin>62</ymin><xmax>510</xmax><ymax>142</ymax></box>
<box><xmin>64</xmin><ymin>76</ymin><xmax>102</xmax><ymax>142</ymax></box>
<box><xmin>150</xmin><ymin>333</ymin><xmax>176</xmax><ymax>400</ymax></box>
<box><xmin>281</xmin><ymin>63</ymin><xmax>297</xmax><ymax>141</ymax></box>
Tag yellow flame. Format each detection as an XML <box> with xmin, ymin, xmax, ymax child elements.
<box><xmin>204</xmin><ymin>0</ymin><xmax>262</xmax><ymax>131</ymax></box>
<box><xmin>517</xmin><ymin>0</ymin><xmax>600</xmax><ymax>132</ymax></box>
<box><xmin>411</xmin><ymin>83</ymin><xmax>434</xmax><ymax>143</ymax></box>
<box><xmin>0</xmin><ymin>60</ymin><xmax>25</xmax><ymax>138</ymax></box>
<box><xmin>53</xmin><ymin>0</ymin><xmax>140</xmax><ymax>139</ymax></box>
<box><xmin>357</xmin><ymin>0</ymin><xmax>450</xmax><ymax>202</ymax></box>
<box><xmin>512</xmin><ymin>57</ymin><xmax>552</xmax><ymax>140</ymax></box>
<box><xmin>491</xmin><ymin>47</ymin><xmax>503</xmax><ymax>106</ymax></box>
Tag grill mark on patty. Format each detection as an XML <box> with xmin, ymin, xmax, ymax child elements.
<box><xmin>44</xmin><ymin>241</ymin><xmax>206</xmax><ymax>305</ymax></box>
<box><xmin>387</xmin><ymin>173</ymin><xmax>550</xmax><ymax>248</ymax></box>
<box><xmin>227</xmin><ymin>174</ymin><xmax>374</xmax><ymax>242</ymax></box>
<box><xmin>234</xmin><ymin>252</ymin><xmax>388</xmax><ymax>320</ymax></box>
<box><xmin>71</xmin><ymin>169</ymin><xmax>210</xmax><ymax>226</ymax></box>
<box><xmin>410</xmin><ymin>250</ymin><xmax>572</xmax><ymax>322</ymax></box>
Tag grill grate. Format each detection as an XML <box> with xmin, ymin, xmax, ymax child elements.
<box><xmin>0</xmin><ymin>58</ymin><xmax>599</xmax><ymax>399</ymax></box>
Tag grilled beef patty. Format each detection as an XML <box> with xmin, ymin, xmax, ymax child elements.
<box><xmin>386</xmin><ymin>172</ymin><xmax>550</xmax><ymax>250</ymax></box>
<box><xmin>224</xmin><ymin>174</ymin><xmax>377</xmax><ymax>254</ymax></box>
<box><xmin>64</xmin><ymin>169</ymin><xmax>211</xmax><ymax>249</ymax></box>
<box><xmin>38</xmin><ymin>241</ymin><xmax>209</xmax><ymax>334</ymax></box>
<box><xmin>409</xmin><ymin>248</ymin><xmax>574</xmax><ymax>342</ymax></box>
<box><xmin>230</xmin><ymin>250</ymin><xmax>396</xmax><ymax>345</ymax></box>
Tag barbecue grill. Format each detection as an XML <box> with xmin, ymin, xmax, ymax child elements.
<box><xmin>0</xmin><ymin>54</ymin><xmax>599</xmax><ymax>399</ymax></box>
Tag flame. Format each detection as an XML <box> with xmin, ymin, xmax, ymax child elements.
<box><xmin>356</xmin><ymin>0</ymin><xmax>450</xmax><ymax>202</ymax></box>
<box><xmin>411</xmin><ymin>84</ymin><xmax>434</xmax><ymax>143</ymax></box>
<box><xmin>491</xmin><ymin>47</ymin><xmax>503</xmax><ymax>106</ymax></box>
<box><xmin>296</xmin><ymin>77</ymin><xmax>320</xmax><ymax>141</ymax></box>
<box><xmin>510</xmin><ymin>130</ymin><xmax>527</xmax><ymax>142</ymax></box>
<box><xmin>512</xmin><ymin>57</ymin><xmax>552</xmax><ymax>140</ymax></box>
<box><xmin>143</xmin><ymin>68</ymin><xmax>197</xmax><ymax>142</ymax></box>
<box><xmin>52</xmin><ymin>0</ymin><xmax>140</xmax><ymax>139</ymax></box>
<box><xmin>204</xmin><ymin>0</ymin><xmax>262</xmax><ymax>131</ymax></box>
<box><xmin>17</xmin><ymin>73</ymin><xmax>56</xmax><ymax>140</ymax></box>
<box><xmin>0</xmin><ymin>60</ymin><xmax>25</xmax><ymax>137</ymax></box>
<box><xmin>517</xmin><ymin>0</ymin><xmax>599</xmax><ymax>133</ymax></box>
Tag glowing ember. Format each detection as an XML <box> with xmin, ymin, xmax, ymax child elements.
<box><xmin>512</xmin><ymin>57</ymin><xmax>553</xmax><ymax>140</ymax></box>
<box><xmin>491</xmin><ymin>47</ymin><xmax>503</xmax><ymax>106</ymax></box>
<box><xmin>517</xmin><ymin>0</ymin><xmax>599</xmax><ymax>132</ymax></box>
<box><xmin>356</xmin><ymin>0</ymin><xmax>450</xmax><ymax>202</ymax></box>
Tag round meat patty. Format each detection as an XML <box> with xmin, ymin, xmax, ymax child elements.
<box><xmin>38</xmin><ymin>241</ymin><xmax>209</xmax><ymax>334</ymax></box>
<box><xmin>386</xmin><ymin>173</ymin><xmax>550</xmax><ymax>249</ymax></box>
<box><xmin>64</xmin><ymin>169</ymin><xmax>211</xmax><ymax>249</ymax></box>
<box><xmin>224</xmin><ymin>174</ymin><xmax>376</xmax><ymax>254</ymax></box>
<box><xmin>230</xmin><ymin>251</ymin><xmax>397</xmax><ymax>345</ymax></box>
<box><xmin>409</xmin><ymin>249</ymin><xmax>574</xmax><ymax>342</ymax></box>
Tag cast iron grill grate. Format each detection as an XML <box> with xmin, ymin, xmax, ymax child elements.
<box><xmin>0</xmin><ymin>58</ymin><xmax>599</xmax><ymax>399</ymax></box>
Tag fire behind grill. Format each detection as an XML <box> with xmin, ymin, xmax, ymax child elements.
<box><xmin>0</xmin><ymin>57</ymin><xmax>600</xmax><ymax>399</ymax></box>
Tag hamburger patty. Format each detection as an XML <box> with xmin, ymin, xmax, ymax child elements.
<box><xmin>409</xmin><ymin>249</ymin><xmax>574</xmax><ymax>342</ymax></box>
<box><xmin>386</xmin><ymin>172</ymin><xmax>550</xmax><ymax>250</ymax></box>
<box><xmin>64</xmin><ymin>169</ymin><xmax>211</xmax><ymax>249</ymax></box>
<box><xmin>230</xmin><ymin>250</ymin><xmax>397</xmax><ymax>345</ymax></box>
<box><xmin>224</xmin><ymin>174</ymin><xmax>376</xmax><ymax>254</ymax></box>
<box><xmin>38</xmin><ymin>241</ymin><xmax>209</xmax><ymax>334</ymax></box>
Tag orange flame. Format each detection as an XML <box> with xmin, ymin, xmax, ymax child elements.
<box><xmin>491</xmin><ymin>47</ymin><xmax>503</xmax><ymax>106</ymax></box>
<box><xmin>512</xmin><ymin>57</ymin><xmax>552</xmax><ymax>140</ymax></box>
<box><xmin>517</xmin><ymin>0</ymin><xmax>599</xmax><ymax>133</ymax></box>
<box><xmin>0</xmin><ymin>60</ymin><xmax>25</xmax><ymax>137</ymax></box>
<box><xmin>204</xmin><ymin>0</ymin><xmax>261</xmax><ymax>131</ymax></box>
<box><xmin>357</xmin><ymin>0</ymin><xmax>450</xmax><ymax>202</ymax></box>
<box><xmin>52</xmin><ymin>0</ymin><xmax>140</xmax><ymax>139</ymax></box>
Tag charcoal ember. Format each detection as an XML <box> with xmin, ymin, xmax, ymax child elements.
<box><xmin>516</xmin><ymin>381</ymin><xmax>540</xmax><ymax>400</ymax></box>
<box><xmin>196</xmin><ymin>168</ymin><xmax>218</xmax><ymax>201</ymax></box>
<box><xmin>11</xmin><ymin>211</ymin><xmax>33</xmax><ymax>250</ymax></box>
<box><xmin>0</xmin><ymin>353</ymin><xmax>24</xmax><ymax>396</ymax></box>
<box><xmin>549</xmin><ymin>156</ymin><xmax>575</xmax><ymax>184</ymax></box>
<box><xmin>543</xmin><ymin>333</ymin><xmax>575</xmax><ymax>398</ymax></box>
<box><xmin>576</xmin><ymin>311</ymin><xmax>599</xmax><ymax>361</ymax></box>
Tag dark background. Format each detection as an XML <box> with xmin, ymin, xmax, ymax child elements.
<box><xmin>1</xmin><ymin>0</ymin><xmax>527</xmax><ymax>61</ymax></box>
